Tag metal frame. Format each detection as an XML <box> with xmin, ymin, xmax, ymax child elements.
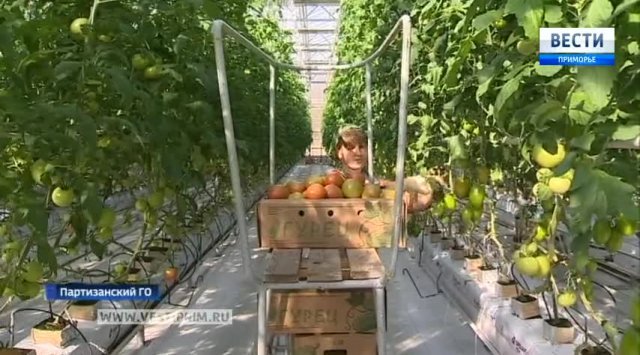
<box><xmin>212</xmin><ymin>14</ymin><xmax>412</xmax><ymax>355</ymax></box>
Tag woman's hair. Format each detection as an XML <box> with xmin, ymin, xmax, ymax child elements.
<box><xmin>335</xmin><ymin>125</ymin><xmax>367</xmax><ymax>157</ymax></box>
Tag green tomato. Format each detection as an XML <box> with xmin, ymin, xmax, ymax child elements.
<box><xmin>143</xmin><ymin>65</ymin><xmax>164</xmax><ymax>80</ymax></box>
<box><xmin>517</xmin><ymin>39</ymin><xmax>537</xmax><ymax>55</ymax></box>
<box><xmin>462</xmin><ymin>208</ymin><xmax>474</xmax><ymax>226</ymax></box>
<box><xmin>132</xmin><ymin>54</ymin><xmax>150</xmax><ymax>70</ymax></box>
<box><xmin>557</xmin><ymin>291</ymin><xmax>577</xmax><ymax>307</ymax></box>
<box><xmin>70</xmin><ymin>18</ymin><xmax>89</xmax><ymax>36</ymax></box>
<box><xmin>135</xmin><ymin>199</ymin><xmax>148</xmax><ymax>212</ymax></box>
<box><xmin>22</xmin><ymin>261</ymin><xmax>44</xmax><ymax>283</ymax></box>
<box><xmin>114</xmin><ymin>263</ymin><xmax>126</xmax><ymax>275</ymax></box>
<box><xmin>147</xmin><ymin>191</ymin><xmax>165</xmax><ymax>209</ymax></box>
<box><xmin>468</xmin><ymin>185</ymin><xmax>485</xmax><ymax>208</ymax></box>
<box><xmin>443</xmin><ymin>193</ymin><xmax>457</xmax><ymax>211</ymax></box>
<box><xmin>494</xmin><ymin>19</ymin><xmax>507</xmax><ymax>29</ymax></box>
<box><xmin>16</xmin><ymin>279</ymin><xmax>41</xmax><ymax>299</ymax></box>
<box><xmin>30</xmin><ymin>159</ymin><xmax>47</xmax><ymax>184</ymax></box>
<box><xmin>98</xmin><ymin>208</ymin><xmax>117</xmax><ymax>228</ymax></box>
<box><xmin>616</xmin><ymin>215</ymin><xmax>637</xmax><ymax>236</ymax></box>
<box><xmin>98</xmin><ymin>226</ymin><xmax>113</xmax><ymax>241</ymax></box>
<box><xmin>145</xmin><ymin>211</ymin><xmax>158</xmax><ymax>226</ymax></box>
<box><xmin>0</xmin><ymin>224</ymin><xmax>8</xmax><ymax>237</ymax></box>
<box><xmin>51</xmin><ymin>187</ymin><xmax>75</xmax><ymax>207</ymax></box>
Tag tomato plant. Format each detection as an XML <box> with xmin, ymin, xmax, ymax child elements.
<box><xmin>0</xmin><ymin>0</ymin><xmax>311</xmax><ymax>307</ymax></box>
<box><xmin>323</xmin><ymin>0</ymin><xmax>638</xmax><ymax>351</ymax></box>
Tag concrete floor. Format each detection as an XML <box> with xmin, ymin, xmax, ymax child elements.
<box><xmin>117</xmin><ymin>164</ymin><xmax>491</xmax><ymax>355</ymax></box>
<box><xmin>117</xmin><ymin>237</ymin><xmax>490</xmax><ymax>355</ymax></box>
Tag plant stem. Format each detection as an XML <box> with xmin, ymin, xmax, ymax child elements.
<box><xmin>547</xmin><ymin>195</ymin><xmax>562</xmax><ymax>320</ymax></box>
<box><xmin>0</xmin><ymin>296</ymin><xmax>14</xmax><ymax>315</ymax></box>
<box><xmin>127</xmin><ymin>222</ymin><xmax>147</xmax><ymax>271</ymax></box>
<box><xmin>88</xmin><ymin>0</ymin><xmax>101</xmax><ymax>24</ymax></box>
<box><xmin>489</xmin><ymin>201</ymin><xmax>505</xmax><ymax>261</ymax></box>
<box><xmin>579</xmin><ymin>291</ymin><xmax>617</xmax><ymax>351</ymax></box>
<box><xmin>550</xmin><ymin>274</ymin><xmax>560</xmax><ymax>320</ymax></box>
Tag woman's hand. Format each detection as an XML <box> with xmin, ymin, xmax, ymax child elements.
<box><xmin>404</xmin><ymin>191</ymin><xmax>434</xmax><ymax>213</ymax></box>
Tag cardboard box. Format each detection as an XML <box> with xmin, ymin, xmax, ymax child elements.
<box><xmin>269</xmin><ymin>290</ymin><xmax>377</xmax><ymax>334</ymax></box>
<box><xmin>257</xmin><ymin>199</ymin><xmax>406</xmax><ymax>248</ymax></box>
<box><xmin>293</xmin><ymin>333</ymin><xmax>377</xmax><ymax>355</ymax></box>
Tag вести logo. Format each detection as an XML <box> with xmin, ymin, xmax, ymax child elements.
<box><xmin>539</xmin><ymin>28</ymin><xmax>615</xmax><ymax>66</ymax></box>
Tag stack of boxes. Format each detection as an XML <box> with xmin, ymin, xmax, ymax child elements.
<box><xmin>257</xmin><ymin>198</ymin><xmax>407</xmax><ymax>354</ymax></box>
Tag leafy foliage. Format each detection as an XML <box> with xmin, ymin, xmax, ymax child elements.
<box><xmin>323</xmin><ymin>0</ymin><xmax>638</xmax><ymax>350</ymax></box>
<box><xmin>0</xmin><ymin>0</ymin><xmax>311</xmax><ymax>300</ymax></box>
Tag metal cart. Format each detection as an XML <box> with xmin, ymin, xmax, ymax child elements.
<box><xmin>211</xmin><ymin>14</ymin><xmax>412</xmax><ymax>355</ymax></box>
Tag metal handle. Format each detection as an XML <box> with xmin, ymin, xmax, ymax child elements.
<box><xmin>212</xmin><ymin>14</ymin><xmax>412</xmax><ymax>284</ymax></box>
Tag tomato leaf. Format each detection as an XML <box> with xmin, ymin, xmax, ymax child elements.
<box><xmin>580</xmin><ymin>0</ymin><xmax>614</xmax><ymax>27</ymax></box>
<box><xmin>54</xmin><ymin>61</ymin><xmax>82</xmax><ymax>81</ymax></box>
<box><xmin>80</xmin><ymin>185</ymin><xmax>103</xmax><ymax>225</ymax></box>
<box><xmin>576</xmin><ymin>66</ymin><xmax>616</xmax><ymax>110</ymax></box>
<box><xmin>530</xmin><ymin>100</ymin><xmax>564</xmax><ymax>128</ymax></box>
<box><xmin>495</xmin><ymin>76</ymin><xmax>520</xmax><ymax>117</ymax></box>
<box><xmin>105</xmin><ymin>68</ymin><xmax>135</xmax><ymax>105</ymax></box>
<box><xmin>505</xmin><ymin>0</ymin><xmax>544</xmax><ymax>39</ymax></box>
<box><xmin>36</xmin><ymin>239</ymin><xmax>57</xmax><ymax>274</ymax></box>
<box><xmin>570</xmin><ymin>165</ymin><xmax>639</xmax><ymax>222</ymax></box>
<box><xmin>544</xmin><ymin>5</ymin><xmax>563</xmax><ymax>23</ymax></box>
<box><xmin>70</xmin><ymin>211</ymin><xmax>88</xmax><ymax>242</ymax></box>
<box><xmin>89</xmin><ymin>238</ymin><xmax>106</xmax><ymax>259</ymax></box>
<box><xmin>203</xmin><ymin>0</ymin><xmax>222</xmax><ymax>18</ymax></box>
<box><xmin>570</xmin><ymin>133</ymin><xmax>595</xmax><ymax>152</ymax></box>
<box><xmin>472</xmin><ymin>10</ymin><xmax>504</xmax><ymax>31</ymax></box>
<box><xmin>23</xmin><ymin>201</ymin><xmax>49</xmax><ymax>243</ymax></box>
<box><xmin>569</xmin><ymin>89</ymin><xmax>599</xmax><ymax>125</ymax></box>
<box><xmin>534</xmin><ymin>62</ymin><xmax>562</xmax><ymax>77</ymax></box>
<box><xmin>447</xmin><ymin>134</ymin><xmax>468</xmax><ymax>161</ymax></box>
<box><xmin>569</xmin><ymin>232</ymin><xmax>591</xmax><ymax>262</ymax></box>
<box><xmin>609</xmin><ymin>0</ymin><xmax>640</xmax><ymax>20</ymax></box>
<box><xmin>611</xmin><ymin>125</ymin><xmax>640</xmax><ymax>140</ymax></box>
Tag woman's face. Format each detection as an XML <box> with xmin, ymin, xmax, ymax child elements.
<box><xmin>338</xmin><ymin>141</ymin><xmax>367</xmax><ymax>172</ymax></box>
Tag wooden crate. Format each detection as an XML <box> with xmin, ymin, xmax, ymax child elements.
<box><xmin>257</xmin><ymin>199</ymin><xmax>406</xmax><ymax>249</ymax></box>
<box><xmin>269</xmin><ymin>289</ymin><xmax>376</xmax><ymax>334</ymax></box>
<box><xmin>263</xmin><ymin>248</ymin><xmax>384</xmax><ymax>283</ymax></box>
<box><xmin>292</xmin><ymin>333</ymin><xmax>377</xmax><ymax>355</ymax></box>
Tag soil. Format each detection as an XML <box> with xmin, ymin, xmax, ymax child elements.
<box><xmin>515</xmin><ymin>295</ymin><xmax>536</xmax><ymax>303</ymax></box>
<box><xmin>580</xmin><ymin>346</ymin><xmax>611</xmax><ymax>355</ymax></box>
<box><xmin>544</xmin><ymin>318</ymin><xmax>572</xmax><ymax>328</ymax></box>
<box><xmin>497</xmin><ymin>279</ymin><xmax>516</xmax><ymax>286</ymax></box>
<box><xmin>71</xmin><ymin>300</ymin><xmax>98</xmax><ymax>306</ymax></box>
<box><xmin>34</xmin><ymin>317</ymin><xmax>68</xmax><ymax>331</ymax></box>
<box><xmin>161</xmin><ymin>238</ymin><xmax>181</xmax><ymax>243</ymax></box>
<box><xmin>0</xmin><ymin>348</ymin><xmax>35</xmax><ymax>354</ymax></box>
<box><xmin>479</xmin><ymin>265</ymin><xmax>496</xmax><ymax>271</ymax></box>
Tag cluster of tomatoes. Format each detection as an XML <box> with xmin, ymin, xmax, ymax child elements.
<box><xmin>266</xmin><ymin>170</ymin><xmax>395</xmax><ymax>201</ymax></box>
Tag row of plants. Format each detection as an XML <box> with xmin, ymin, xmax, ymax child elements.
<box><xmin>323</xmin><ymin>0</ymin><xmax>638</xmax><ymax>354</ymax></box>
<box><xmin>0</xmin><ymin>0</ymin><xmax>311</xmax><ymax>349</ymax></box>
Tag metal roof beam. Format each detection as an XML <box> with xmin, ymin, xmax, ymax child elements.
<box><xmin>297</xmin><ymin>28</ymin><xmax>335</xmax><ymax>32</ymax></box>
<box><xmin>303</xmin><ymin>60</ymin><xmax>336</xmax><ymax>65</ymax></box>
<box><xmin>293</xmin><ymin>0</ymin><xmax>340</xmax><ymax>4</ymax></box>
<box><xmin>299</xmin><ymin>44</ymin><xmax>333</xmax><ymax>49</ymax></box>
<box><xmin>292</xmin><ymin>18</ymin><xmax>336</xmax><ymax>23</ymax></box>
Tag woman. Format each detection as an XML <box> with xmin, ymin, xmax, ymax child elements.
<box><xmin>333</xmin><ymin>124</ymin><xmax>445</xmax><ymax>212</ymax></box>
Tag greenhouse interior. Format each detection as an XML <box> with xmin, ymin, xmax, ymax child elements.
<box><xmin>0</xmin><ymin>0</ymin><xmax>638</xmax><ymax>354</ymax></box>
